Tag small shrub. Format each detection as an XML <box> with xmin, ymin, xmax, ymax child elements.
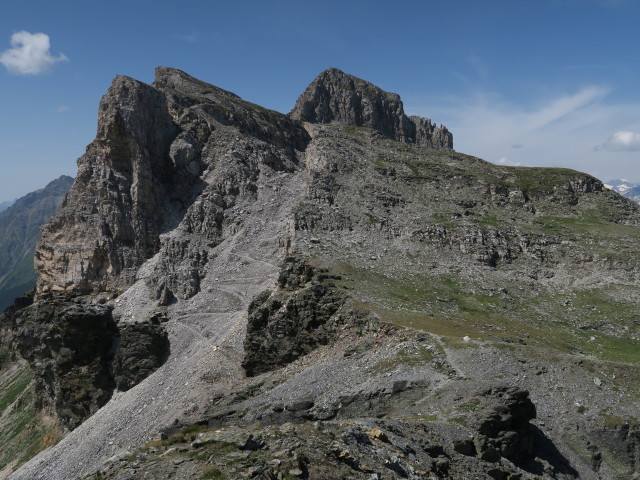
<box><xmin>200</xmin><ymin>466</ymin><xmax>225</xmax><ymax>479</ymax></box>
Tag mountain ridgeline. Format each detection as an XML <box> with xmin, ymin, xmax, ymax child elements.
<box><xmin>2</xmin><ymin>68</ymin><xmax>640</xmax><ymax>480</ymax></box>
<box><xmin>605</xmin><ymin>178</ymin><xmax>640</xmax><ymax>203</ymax></box>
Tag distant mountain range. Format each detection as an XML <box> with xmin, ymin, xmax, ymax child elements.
<box><xmin>0</xmin><ymin>175</ymin><xmax>73</xmax><ymax>311</ymax></box>
<box><xmin>0</xmin><ymin>199</ymin><xmax>16</xmax><ymax>212</ymax></box>
<box><xmin>604</xmin><ymin>178</ymin><xmax>640</xmax><ymax>203</ymax></box>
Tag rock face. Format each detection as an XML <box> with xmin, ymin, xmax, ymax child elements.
<box><xmin>112</xmin><ymin>318</ymin><xmax>169</xmax><ymax>391</ymax></box>
<box><xmin>35</xmin><ymin>68</ymin><xmax>309</xmax><ymax>297</ymax></box>
<box><xmin>7</xmin><ymin>67</ymin><xmax>640</xmax><ymax>480</ymax></box>
<box><xmin>0</xmin><ymin>175</ymin><xmax>73</xmax><ymax>311</ymax></box>
<box><xmin>243</xmin><ymin>257</ymin><xmax>376</xmax><ymax>376</ymax></box>
<box><xmin>290</xmin><ymin>68</ymin><xmax>453</xmax><ymax>149</ymax></box>
<box><xmin>10</xmin><ymin>298</ymin><xmax>117</xmax><ymax>431</ymax></box>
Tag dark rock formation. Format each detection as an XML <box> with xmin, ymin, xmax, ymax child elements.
<box><xmin>7</xmin><ymin>296</ymin><xmax>170</xmax><ymax>429</ymax></box>
<box><xmin>243</xmin><ymin>257</ymin><xmax>350</xmax><ymax>376</ymax></box>
<box><xmin>113</xmin><ymin>319</ymin><xmax>169</xmax><ymax>391</ymax></box>
<box><xmin>290</xmin><ymin>68</ymin><xmax>452</xmax><ymax>149</ymax></box>
<box><xmin>468</xmin><ymin>385</ymin><xmax>537</xmax><ymax>463</ymax></box>
<box><xmin>9</xmin><ymin>297</ymin><xmax>117</xmax><ymax>431</ymax></box>
<box><xmin>0</xmin><ymin>175</ymin><xmax>73</xmax><ymax>311</ymax></box>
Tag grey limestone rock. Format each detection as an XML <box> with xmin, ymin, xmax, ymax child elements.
<box><xmin>290</xmin><ymin>68</ymin><xmax>453</xmax><ymax>149</ymax></box>
<box><xmin>35</xmin><ymin>67</ymin><xmax>310</xmax><ymax>298</ymax></box>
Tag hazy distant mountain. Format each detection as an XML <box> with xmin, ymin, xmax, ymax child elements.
<box><xmin>0</xmin><ymin>175</ymin><xmax>73</xmax><ymax>311</ymax></box>
<box><xmin>0</xmin><ymin>199</ymin><xmax>15</xmax><ymax>212</ymax></box>
<box><xmin>604</xmin><ymin>178</ymin><xmax>640</xmax><ymax>203</ymax></box>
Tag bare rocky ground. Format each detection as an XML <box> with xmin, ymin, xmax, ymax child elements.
<box><xmin>4</xmin><ymin>68</ymin><xmax>640</xmax><ymax>480</ymax></box>
<box><xmin>9</xmin><ymin>162</ymin><xmax>307</xmax><ymax>480</ymax></box>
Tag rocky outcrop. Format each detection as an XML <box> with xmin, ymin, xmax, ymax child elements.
<box><xmin>410</xmin><ymin>115</ymin><xmax>454</xmax><ymax>149</ymax></box>
<box><xmin>9</xmin><ymin>296</ymin><xmax>117</xmax><ymax>431</ymax></box>
<box><xmin>0</xmin><ymin>175</ymin><xmax>73</xmax><ymax>311</ymax></box>
<box><xmin>243</xmin><ymin>257</ymin><xmax>353</xmax><ymax>376</ymax></box>
<box><xmin>112</xmin><ymin>318</ymin><xmax>169</xmax><ymax>391</ymax></box>
<box><xmin>466</xmin><ymin>385</ymin><xmax>537</xmax><ymax>463</ymax></box>
<box><xmin>290</xmin><ymin>68</ymin><xmax>453</xmax><ymax>149</ymax></box>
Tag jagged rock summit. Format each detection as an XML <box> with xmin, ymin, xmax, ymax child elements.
<box><xmin>291</xmin><ymin>67</ymin><xmax>453</xmax><ymax>149</ymax></box>
<box><xmin>4</xmin><ymin>67</ymin><xmax>640</xmax><ymax>480</ymax></box>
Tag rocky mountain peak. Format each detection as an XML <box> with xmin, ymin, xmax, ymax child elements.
<box><xmin>34</xmin><ymin>66</ymin><xmax>309</xmax><ymax>297</ymax></box>
<box><xmin>290</xmin><ymin>67</ymin><xmax>453</xmax><ymax>149</ymax></box>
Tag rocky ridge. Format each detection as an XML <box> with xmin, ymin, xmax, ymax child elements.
<box><xmin>3</xmin><ymin>68</ymin><xmax>640</xmax><ymax>480</ymax></box>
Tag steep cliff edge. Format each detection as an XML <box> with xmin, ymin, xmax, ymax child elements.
<box><xmin>6</xmin><ymin>68</ymin><xmax>640</xmax><ymax>480</ymax></box>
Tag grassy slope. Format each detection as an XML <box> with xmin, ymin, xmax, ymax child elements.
<box><xmin>299</xmin><ymin>124</ymin><xmax>640</xmax><ymax>398</ymax></box>
<box><xmin>0</xmin><ymin>351</ymin><xmax>54</xmax><ymax>477</ymax></box>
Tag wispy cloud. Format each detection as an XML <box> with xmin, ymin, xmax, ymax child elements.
<box><xmin>467</xmin><ymin>54</ymin><xmax>488</xmax><ymax>79</ymax></box>
<box><xmin>175</xmin><ymin>33</ymin><xmax>199</xmax><ymax>43</ymax></box>
<box><xmin>56</xmin><ymin>105</ymin><xmax>69</xmax><ymax>113</ymax></box>
<box><xmin>495</xmin><ymin>157</ymin><xmax>521</xmax><ymax>166</ymax></box>
<box><xmin>521</xmin><ymin>86</ymin><xmax>609</xmax><ymax>130</ymax></box>
<box><xmin>0</xmin><ymin>31</ymin><xmax>68</xmax><ymax>75</ymax></box>
<box><xmin>598</xmin><ymin>131</ymin><xmax>640</xmax><ymax>152</ymax></box>
<box><xmin>407</xmin><ymin>85</ymin><xmax>640</xmax><ymax>181</ymax></box>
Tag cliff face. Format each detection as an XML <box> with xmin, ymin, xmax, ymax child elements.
<box><xmin>0</xmin><ymin>175</ymin><xmax>73</xmax><ymax>311</ymax></box>
<box><xmin>35</xmin><ymin>68</ymin><xmax>308</xmax><ymax>297</ymax></box>
<box><xmin>6</xmin><ymin>68</ymin><xmax>640</xmax><ymax>480</ymax></box>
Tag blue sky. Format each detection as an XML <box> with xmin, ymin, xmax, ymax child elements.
<box><xmin>1</xmin><ymin>0</ymin><xmax>640</xmax><ymax>200</ymax></box>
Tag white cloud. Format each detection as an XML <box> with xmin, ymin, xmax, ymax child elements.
<box><xmin>522</xmin><ymin>86</ymin><xmax>609</xmax><ymax>130</ymax></box>
<box><xmin>56</xmin><ymin>105</ymin><xmax>69</xmax><ymax>113</ymax></box>
<box><xmin>0</xmin><ymin>31</ymin><xmax>68</xmax><ymax>75</ymax></box>
<box><xmin>598</xmin><ymin>131</ymin><xmax>640</xmax><ymax>152</ymax></box>
<box><xmin>495</xmin><ymin>157</ymin><xmax>521</xmax><ymax>166</ymax></box>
